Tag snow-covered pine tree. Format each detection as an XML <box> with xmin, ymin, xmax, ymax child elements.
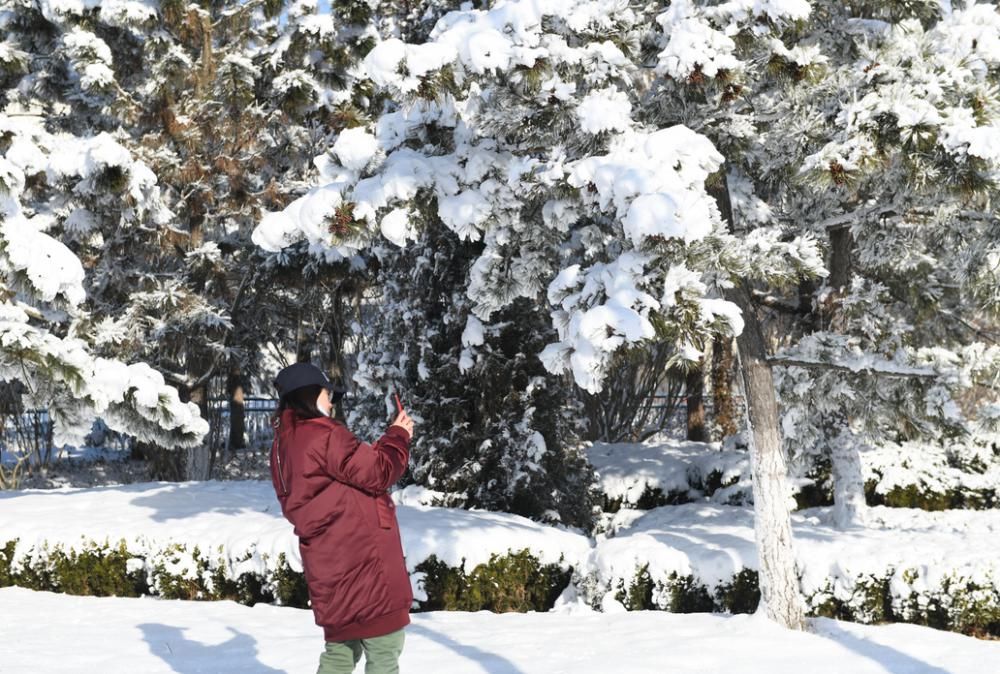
<box><xmin>1</xmin><ymin>0</ymin><xmax>379</xmax><ymax>477</ymax></box>
<box><xmin>0</xmin><ymin>115</ymin><xmax>208</xmax><ymax>472</ymax></box>
<box><xmin>653</xmin><ymin>0</ymin><xmax>1000</xmax><ymax>529</ymax></box>
<box><xmin>348</xmin><ymin>214</ymin><xmax>596</xmax><ymax>526</ymax></box>
<box><xmin>254</xmin><ymin>0</ymin><xmax>825</xmax><ymax>627</ymax></box>
<box><xmin>0</xmin><ymin>0</ymin><xmax>256</xmax><ymax>476</ymax></box>
<box><xmin>254</xmin><ymin>0</ymin><xmax>599</xmax><ymax>527</ymax></box>
<box><xmin>784</xmin><ymin>2</ymin><xmax>1000</xmax><ymax>527</ymax></box>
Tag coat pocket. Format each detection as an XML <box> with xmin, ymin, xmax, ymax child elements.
<box><xmin>375</xmin><ymin>494</ymin><xmax>395</xmax><ymax>529</ymax></box>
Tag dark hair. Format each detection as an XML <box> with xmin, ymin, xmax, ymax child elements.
<box><xmin>274</xmin><ymin>384</ymin><xmax>325</xmax><ymax>422</ymax></box>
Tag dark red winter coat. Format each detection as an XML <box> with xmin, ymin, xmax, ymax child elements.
<box><xmin>269</xmin><ymin>409</ymin><xmax>412</xmax><ymax>642</ymax></box>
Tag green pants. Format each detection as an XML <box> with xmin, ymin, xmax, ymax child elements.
<box><xmin>317</xmin><ymin>629</ymin><xmax>405</xmax><ymax>674</ymax></box>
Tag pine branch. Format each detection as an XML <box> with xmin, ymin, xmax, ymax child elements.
<box><xmin>938</xmin><ymin>308</ymin><xmax>1000</xmax><ymax>346</ymax></box>
<box><xmin>768</xmin><ymin>356</ymin><xmax>937</xmax><ymax>378</ymax></box>
<box><xmin>807</xmin><ymin>200</ymin><xmax>907</xmax><ymax>232</ymax></box>
<box><xmin>751</xmin><ymin>290</ymin><xmax>803</xmax><ymax>315</ymax></box>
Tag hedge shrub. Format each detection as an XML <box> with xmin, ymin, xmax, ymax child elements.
<box><xmin>866</xmin><ymin>481</ymin><xmax>997</xmax><ymax>511</ymax></box>
<box><xmin>612</xmin><ymin>567</ymin><xmax>755</xmax><ymax>614</ymax></box>
<box><xmin>0</xmin><ymin>538</ymin><xmax>308</xmax><ymax>606</ymax></box>
<box><xmin>609</xmin><ymin>564</ymin><xmax>1000</xmax><ymax>637</ymax></box>
<box><xmin>5</xmin><ymin>536</ymin><xmax>996</xmax><ymax>637</ymax></box>
<box><xmin>601</xmin><ymin>469</ymin><xmax>747</xmax><ymax>514</ymax></box>
<box><xmin>414</xmin><ymin>550</ymin><xmax>572</xmax><ymax>612</ymax></box>
<box><xmin>0</xmin><ymin>538</ymin><xmax>571</xmax><ymax>614</ymax></box>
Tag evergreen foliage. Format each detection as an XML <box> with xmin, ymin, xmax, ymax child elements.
<box><xmin>0</xmin><ymin>536</ymin><xmax>574</xmax><ymax>614</ymax></box>
<box><xmin>0</xmin><ymin>0</ymin><xmax>377</xmax><ymax>473</ymax></box>
<box><xmin>629</xmin><ymin>0</ymin><xmax>1000</xmax><ymax>526</ymax></box>
<box><xmin>253</xmin><ymin>0</ymin><xmax>824</xmax><ymax>526</ymax></box>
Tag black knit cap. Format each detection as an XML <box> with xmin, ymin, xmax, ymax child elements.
<box><xmin>273</xmin><ymin>363</ymin><xmax>345</xmax><ymax>401</ymax></box>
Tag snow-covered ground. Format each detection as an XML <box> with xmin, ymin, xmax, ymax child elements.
<box><xmin>594</xmin><ymin>503</ymin><xmax>1000</xmax><ymax>617</ymax></box>
<box><xmin>2</xmin><ymin>587</ymin><xmax>997</xmax><ymax>673</ymax></box>
<box><xmin>585</xmin><ymin>434</ymin><xmax>1000</xmax><ymax>510</ymax></box>
<box><xmin>3</xmin><ymin>480</ymin><xmax>999</xmax><ymax>622</ymax></box>
<box><xmin>596</xmin><ymin>503</ymin><xmax>1000</xmax><ymax>590</ymax></box>
<box><xmin>0</xmin><ymin>481</ymin><xmax>591</xmax><ymax>582</ymax></box>
<box><xmin>0</xmin><ymin>442</ymin><xmax>272</xmax><ymax>490</ymax></box>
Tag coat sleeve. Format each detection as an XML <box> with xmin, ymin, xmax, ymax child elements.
<box><xmin>323</xmin><ymin>422</ymin><xmax>410</xmax><ymax>494</ymax></box>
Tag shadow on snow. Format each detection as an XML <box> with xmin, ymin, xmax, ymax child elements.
<box><xmin>139</xmin><ymin>622</ymin><xmax>284</xmax><ymax>673</ymax></box>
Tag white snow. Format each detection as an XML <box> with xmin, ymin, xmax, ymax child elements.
<box><xmin>542</xmin><ymin>252</ymin><xmax>662</xmax><ymax>393</ymax></box>
<box><xmin>2</xmin><ymin>587</ymin><xmax>997</xmax><ymax>673</ymax></box>
<box><xmin>861</xmin><ymin>439</ymin><xmax>1000</xmax><ymax>498</ymax></box>
<box><xmin>4</xmin><ymin>477</ymin><xmax>1000</xmax><ymax>631</ymax></box>
<box><xmin>0</xmin><ymin>214</ymin><xmax>87</xmax><ymax>305</ymax></box>
<box><xmin>0</xmin><ymin>122</ymin><xmax>168</xmax><ymax>306</ymax></box>
<box><xmin>252</xmin><ymin>182</ymin><xmax>360</xmax><ymax>258</ymax></box>
<box><xmin>568</xmin><ymin>126</ymin><xmax>722</xmax><ymax>247</ymax></box>
<box><xmin>656</xmin><ymin>16</ymin><xmax>740</xmax><ymax>80</ymax></box>
<box><xmin>592</xmin><ymin>502</ymin><xmax>1000</xmax><ymax>615</ymax></box>
<box><xmin>699</xmin><ymin>297</ymin><xmax>745</xmax><ymax>336</ymax></box>
<box><xmin>461</xmin><ymin>315</ymin><xmax>485</xmax><ymax>347</ymax></box>
<box><xmin>585</xmin><ymin>437</ymin><xmax>751</xmax><ymax>507</ymax></box>
<box><xmin>941</xmin><ymin>119</ymin><xmax>1000</xmax><ymax>164</ymax></box>
<box><xmin>379</xmin><ymin>208</ymin><xmax>416</xmax><ymax>247</ymax></box>
<box><xmin>363</xmin><ymin>38</ymin><xmax>458</xmax><ymax>93</ymax></box>
<box><xmin>250</xmin><ymin>0</ymin><xmax>750</xmax><ymax>397</ymax></box>
<box><xmin>586</xmin><ymin>432</ymin><xmax>1000</xmax><ymax>511</ymax></box>
<box><xmin>332</xmin><ymin>127</ymin><xmax>380</xmax><ymax>172</ymax></box>
<box><xmin>35</xmin><ymin>0</ymin><xmax>157</xmax><ymax>28</ymax></box>
<box><xmin>437</xmin><ymin>190</ymin><xmax>491</xmax><ymax>240</ymax></box>
<box><xmin>576</xmin><ymin>87</ymin><xmax>632</xmax><ymax>134</ymax></box>
<box><xmin>0</xmin><ymin>303</ymin><xmax>207</xmax><ymax>447</ymax></box>
<box><xmin>0</xmin><ymin>481</ymin><xmax>592</xmax><ymax>578</ymax></box>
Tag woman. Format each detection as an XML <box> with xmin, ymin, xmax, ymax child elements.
<box><xmin>269</xmin><ymin>362</ymin><xmax>414</xmax><ymax>674</ymax></box>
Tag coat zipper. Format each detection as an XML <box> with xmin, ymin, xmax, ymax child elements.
<box><xmin>272</xmin><ymin>418</ymin><xmax>289</xmax><ymax>496</ymax></box>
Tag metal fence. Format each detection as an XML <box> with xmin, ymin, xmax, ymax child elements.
<box><xmin>3</xmin><ymin>393</ymin><xmax>745</xmax><ymax>464</ymax></box>
<box><xmin>0</xmin><ymin>409</ymin><xmax>55</xmax><ymax>466</ymax></box>
<box><xmin>207</xmin><ymin>397</ymin><xmax>279</xmax><ymax>449</ymax></box>
<box><xmin>645</xmin><ymin>393</ymin><xmax>747</xmax><ymax>434</ymax></box>
<box><xmin>0</xmin><ymin>399</ymin><xmax>283</xmax><ymax>464</ymax></box>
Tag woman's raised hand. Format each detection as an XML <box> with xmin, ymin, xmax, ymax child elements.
<box><xmin>391</xmin><ymin>409</ymin><xmax>414</xmax><ymax>438</ymax></box>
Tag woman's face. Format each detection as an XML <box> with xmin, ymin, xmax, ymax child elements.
<box><xmin>316</xmin><ymin>388</ymin><xmax>334</xmax><ymax>417</ymax></box>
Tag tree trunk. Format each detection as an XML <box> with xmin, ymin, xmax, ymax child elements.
<box><xmin>227</xmin><ymin>366</ymin><xmax>247</xmax><ymax>452</ymax></box>
<box><xmin>829</xmin><ymin>431</ymin><xmax>867</xmax><ymax>528</ymax></box>
<box><xmin>184</xmin><ymin>380</ymin><xmax>212</xmax><ymax>481</ymax></box>
<box><xmin>185</xmin><ymin>442</ymin><xmax>211</xmax><ymax>481</ymax></box>
<box><xmin>686</xmin><ymin>363</ymin><xmax>707</xmax><ymax>442</ymax></box>
<box><xmin>727</xmin><ymin>281</ymin><xmax>808</xmax><ymax>630</ymax></box>
<box><xmin>710</xmin><ymin>171</ymin><xmax>807</xmax><ymax>631</ymax></box>
<box><xmin>145</xmin><ymin>441</ymin><xmax>185</xmax><ymax>481</ymax></box>
<box><xmin>822</xmin><ymin>226</ymin><xmax>867</xmax><ymax>528</ymax></box>
<box><xmin>296</xmin><ymin>310</ymin><xmax>312</xmax><ymax>362</ymax></box>
<box><xmin>827</xmin><ymin>226</ymin><xmax>853</xmax><ymax>298</ymax></box>
<box><xmin>711</xmin><ymin>337</ymin><xmax>739</xmax><ymax>439</ymax></box>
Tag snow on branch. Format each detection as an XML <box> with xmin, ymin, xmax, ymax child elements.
<box><xmin>251</xmin><ymin>0</ymin><xmax>825</xmax><ymax>394</ymax></box>
<box><xmin>0</xmin><ymin>163</ymin><xmax>87</xmax><ymax>307</ymax></box>
<box><xmin>0</xmin><ymin>302</ymin><xmax>207</xmax><ymax>448</ymax></box>
<box><xmin>0</xmin><ymin>115</ymin><xmax>206</xmax><ymax>449</ymax></box>
<box><xmin>768</xmin><ymin>356</ymin><xmax>937</xmax><ymax>378</ymax></box>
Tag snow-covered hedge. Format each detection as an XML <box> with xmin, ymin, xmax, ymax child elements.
<box><xmin>586</xmin><ymin>436</ymin><xmax>1000</xmax><ymax>513</ymax></box>
<box><xmin>0</xmin><ymin>538</ymin><xmax>308</xmax><ymax>607</ymax></box>
<box><xmin>3</xmin><ymin>481</ymin><xmax>999</xmax><ymax>635</ymax></box>
<box><xmin>861</xmin><ymin>440</ymin><xmax>1000</xmax><ymax>510</ymax></box>
<box><xmin>591</xmin><ymin>504</ymin><xmax>1000</xmax><ymax>636</ymax></box>
<box><xmin>585</xmin><ymin>437</ymin><xmax>752</xmax><ymax>512</ymax></box>
<box><xmin>0</xmin><ymin>539</ymin><xmax>576</xmax><ymax>613</ymax></box>
<box><xmin>0</xmin><ymin>482</ymin><xmax>591</xmax><ymax>612</ymax></box>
